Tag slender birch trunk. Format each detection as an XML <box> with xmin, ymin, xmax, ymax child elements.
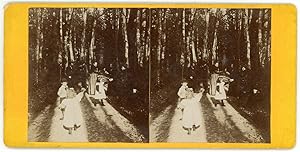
<box><xmin>203</xmin><ymin>8</ymin><xmax>210</xmax><ymax>61</ymax></box>
<box><xmin>211</xmin><ymin>9</ymin><xmax>219</xmax><ymax>65</ymax></box>
<box><xmin>136</xmin><ymin>9</ymin><xmax>143</xmax><ymax>66</ymax></box>
<box><xmin>244</xmin><ymin>9</ymin><xmax>251</xmax><ymax>69</ymax></box>
<box><xmin>190</xmin><ymin>9</ymin><xmax>197</xmax><ymax>65</ymax></box>
<box><xmin>122</xmin><ymin>8</ymin><xmax>129</xmax><ymax>68</ymax></box>
<box><xmin>157</xmin><ymin>9</ymin><xmax>162</xmax><ymax>85</ymax></box>
<box><xmin>68</xmin><ymin>8</ymin><xmax>74</xmax><ymax>62</ymax></box>
<box><xmin>89</xmin><ymin>15</ymin><xmax>97</xmax><ymax>66</ymax></box>
<box><xmin>258</xmin><ymin>9</ymin><xmax>264</xmax><ymax>67</ymax></box>
<box><xmin>80</xmin><ymin>8</ymin><xmax>87</xmax><ymax>62</ymax></box>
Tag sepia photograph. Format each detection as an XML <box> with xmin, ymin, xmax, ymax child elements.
<box><xmin>149</xmin><ymin>8</ymin><xmax>271</xmax><ymax>143</ymax></box>
<box><xmin>27</xmin><ymin>7</ymin><xmax>271</xmax><ymax>143</ymax></box>
<box><xmin>28</xmin><ymin>8</ymin><xmax>150</xmax><ymax>143</ymax></box>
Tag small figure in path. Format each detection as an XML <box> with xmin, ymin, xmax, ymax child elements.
<box><xmin>214</xmin><ymin>79</ymin><xmax>229</xmax><ymax>106</ymax></box>
<box><xmin>88</xmin><ymin>61</ymin><xmax>99</xmax><ymax>95</ymax></box>
<box><xmin>94</xmin><ymin>80</ymin><xmax>108</xmax><ymax>106</ymax></box>
<box><xmin>177</xmin><ymin>80</ymin><xmax>189</xmax><ymax>120</ymax></box>
<box><xmin>209</xmin><ymin>62</ymin><xmax>221</xmax><ymax>96</ymax></box>
<box><xmin>57</xmin><ymin>78</ymin><xmax>68</xmax><ymax>120</ymax></box>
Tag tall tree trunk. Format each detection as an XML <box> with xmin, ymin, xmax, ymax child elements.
<box><xmin>115</xmin><ymin>9</ymin><xmax>120</xmax><ymax>70</ymax></box>
<box><xmin>156</xmin><ymin>9</ymin><xmax>162</xmax><ymax>85</ymax></box>
<box><xmin>58</xmin><ymin>8</ymin><xmax>64</xmax><ymax>81</ymax></box>
<box><xmin>180</xmin><ymin>9</ymin><xmax>186</xmax><ymax>68</ymax></box>
<box><xmin>185</xmin><ymin>10</ymin><xmax>191</xmax><ymax>68</ymax></box>
<box><xmin>203</xmin><ymin>8</ymin><xmax>210</xmax><ymax>61</ymax></box>
<box><xmin>145</xmin><ymin>9</ymin><xmax>151</xmax><ymax>63</ymax></box>
<box><xmin>190</xmin><ymin>9</ymin><xmax>197</xmax><ymax>66</ymax></box>
<box><xmin>195</xmin><ymin>27</ymin><xmax>201</xmax><ymax>60</ymax></box>
<box><xmin>211</xmin><ymin>9</ymin><xmax>219</xmax><ymax>65</ymax></box>
<box><xmin>249</xmin><ymin>9</ymin><xmax>260</xmax><ymax>71</ymax></box>
<box><xmin>63</xmin><ymin>10</ymin><xmax>69</xmax><ymax>70</ymax></box>
<box><xmin>162</xmin><ymin>9</ymin><xmax>167</xmax><ymax>72</ymax></box>
<box><xmin>236</xmin><ymin>10</ymin><xmax>242</xmax><ymax>69</ymax></box>
<box><xmin>122</xmin><ymin>8</ymin><xmax>129</xmax><ymax>68</ymax></box>
<box><xmin>136</xmin><ymin>9</ymin><xmax>143</xmax><ymax>67</ymax></box>
<box><xmin>35</xmin><ymin>8</ymin><xmax>41</xmax><ymax>84</ymax></box>
<box><xmin>80</xmin><ymin>8</ymin><xmax>87</xmax><ymax>62</ymax></box>
<box><xmin>89</xmin><ymin>14</ymin><xmax>97</xmax><ymax>66</ymax></box>
<box><xmin>68</xmin><ymin>8</ymin><xmax>75</xmax><ymax>63</ymax></box>
<box><xmin>265</xmin><ymin>10</ymin><xmax>271</xmax><ymax>63</ymax></box>
<box><xmin>258</xmin><ymin>9</ymin><xmax>264</xmax><ymax>67</ymax></box>
<box><xmin>127</xmin><ymin>9</ymin><xmax>138</xmax><ymax>71</ymax></box>
<box><xmin>244</xmin><ymin>9</ymin><xmax>251</xmax><ymax>69</ymax></box>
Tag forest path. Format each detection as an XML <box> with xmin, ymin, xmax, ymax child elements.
<box><xmin>48</xmin><ymin>99</ymin><xmax>88</xmax><ymax>142</ymax></box>
<box><xmin>206</xmin><ymin>95</ymin><xmax>264</xmax><ymax>143</ymax></box>
<box><xmin>150</xmin><ymin>99</ymin><xmax>207</xmax><ymax>143</ymax></box>
<box><xmin>84</xmin><ymin>94</ymin><xmax>145</xmax><ymax>142</ymax></box>
<box><xmin>28</xmin><ymin>105</ymin><xmax>53</xmax><ymax>142</ymax></box>
<box><xmin>150</xmin><ymin>94</ymin><xmax>265</xmax><ymax>143</ymax></box>
<box><xmin>167</xmin><ymin>101</ymin><xmax>207</xmax><ymax>142</ymax></box>
<box><xmin>28</xmin><ymin>94</ymin><xmax>145</xmax><ymax>142</ymax></box>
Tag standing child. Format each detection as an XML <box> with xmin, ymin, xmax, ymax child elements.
<box><xmin>177</xmin><ymin>81</ymin><xmax>189</xmax><ymax>100</ymax></box>
<box><xmin>58</xmin><ymin>88</ymin><xmax>86</xmax><ymax>135</ymax></box>
<box><xmin>214</xmin><ymin>79</ymin><xmax>228</xmax><ymax>106</ymax></box>
<box><xmin>177</xmin><ymin>81</ymin><xmax>189</xmax><ymax>120</ymax></box>
<box><xmin>94</xmin><ymin>80</ymin><xmax>108</xmax><ymax>106</ymax></box>
<box><xmin>57</xmin><ymin>78</ymin><xmax>68</xmax><ymax>120</ymax></box>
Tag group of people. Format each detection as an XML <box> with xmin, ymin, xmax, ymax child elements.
<box><xmin>177</xmin><ymin>81</ymin><xmax>205</xmax><ymax>135</ymax></box>
<box><xmin>176</xmin><ymin>62</ymin><xmax>234</xmax><ymax>135</ymax></box>
<box><xmin>56</xmin><ymin>61</ymin><xmax>113</xmax><ymax>135</ymax></box>
<box><xmin>56</xmin><ymin>79</ymin><xmax>87</xmax><ymax>134</ymax></box>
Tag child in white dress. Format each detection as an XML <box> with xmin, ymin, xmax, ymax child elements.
<box><xmin>177</xmin><ymin>81</ymin><xmax>189</xmax><ymax>120</ymax></box>
<box><xmin>177</xmin><ymin>81</ymin><xmax>189</xmax><ymax>100</ymax></box>
<box><xmin>94</xmin><ymin>80</ymin><xmax>108</xmax><ymax>106</ymax></box>
<box><xmin>57</xmin><ymin>79</ymin><xmax>68</xmax><ymax>120</ymax></box>
<box><xmin>214</xmin><ymin>80</ymin><xmax>228</xmax><ymax>106</ymax></box>
<box><xmin>58</xmin><ymin>88</ymin><xmax>86</xmax><ymax>134</ymax></box>
<box><xmin>181</xmin><ymin>88</ymin><xmax>204</xmax><ymax>135</ymax></box>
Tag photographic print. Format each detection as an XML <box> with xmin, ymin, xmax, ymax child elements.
<box><xmin>28</xmin><ymin>8</ymin><xmax>150</xmax><ymax>143</ymax></box>
<box><xmin>27</xmin><ymin>7</ymin><xmax>271</xmax><ymax>144</ymax></box>
<box><xmin>149</xmin><ymin>8</ymin><xmax>271</xmax><ymax>143</ymax></box>
<box><xmin>4</xmin><ymin>3</ymin><xmax>296</xmax><ymax>148</ymax></box>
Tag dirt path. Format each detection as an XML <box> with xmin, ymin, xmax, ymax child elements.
<box><xmin>150</xmin><ymin>100</ymin><xmax>207</xmax><ymax>143</ymax></box>
<box><xmin>48</xmin><ymin>100</ymin><xmax>88</xmax><ymax>142</ymax></box>
<box><xmin>150</xmin><ymin>105</ymin><xmax>172</xmax><ymax>142</ymax></box>
<box><xmin>28</xmin><ymin>105</ymin><xmax>53</xmax><ymax>142</ymax></box>
<box><xmin>206</xmin><ymin>95</ymin><xmax>264</xmax><ymax>143</ymax></box>
<box><xmin>84</xmin><ymin>94</ymin><xmax>145</xmax><ymax>142</ymax></box>
<box><xmin>150</xmin><ymin>94</ymin><xmax>265</xmax><ymax>143</ymax></box>
<box><xmin>167</xmin><ymin>101</ymin><xmax>207</xmax><ymax>142</ymax></box>
<box><xmin>28</xmin><ymin>94</ymin><xmax>145</xmax><ymax>142</ymax></box>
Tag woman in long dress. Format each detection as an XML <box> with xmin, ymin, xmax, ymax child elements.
<box><xmin>59</xmin><ymin>88</ymin><xmax>85</xmax><ymax>134</ymax></box>
<box><xmin>88</xmin><ymin>61</ymin><xmax>99</xmax><ymax>95</ymax></box>
<box><xmin>180</xmin><ymin>88</ymin><xmax>204</xmax><ymax>135</ymax></box>
<box><xmin>210</xmin><ymin>63</ymin><xmax>221</xmax><ymax>96</ymax></box>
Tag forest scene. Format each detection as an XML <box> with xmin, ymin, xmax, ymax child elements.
<box><xmin>149</xmin><ymin>8</ymin><xmax>271</xmax><ymax>143</ymax></box>
<box><xmin>28</xmin><ymin>7</ymin><xmax>271</xmax><ymax>143</ymax></box>
<box><xmin>28</xmin><ymin>8</ymin><xmax>151</xmax><ymax>142</ymax></box>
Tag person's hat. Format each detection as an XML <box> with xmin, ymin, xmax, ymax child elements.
<box><xmin>61</xmin><ymin>78</ymin><xmax>68</xmax><ymax>83</ymax></box>
<box><xmin>181</xmin><ymin>79</ymin><xmax>188</xmax><ymax>84</ymax></box>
